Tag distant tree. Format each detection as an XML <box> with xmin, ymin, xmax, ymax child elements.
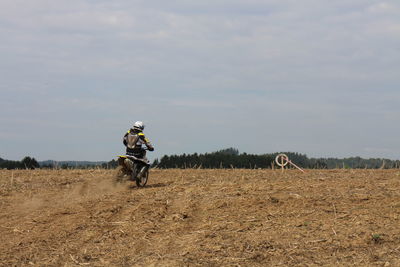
<box><xmin>152</xmin><ymin>158</ymin><xmax>159</xmax><ymax>168</ymax></box>
<box><xmin>103</xmin><ymin>159</ymin><xmax>118</xmax><ymax>169</ymax></box>
<box><xmin>217</xmin><ymin>148</ymin><xmax>239</xmax><ymax>156</ymax></box>
<box><xmin>0</xmin><ymin>159</ymin><xmax>21</xmax><ymax>169</ymax></box>
<box><xmin>21</xmin><ymin>157</ymin><xmax>40</xmax><ymax>169</ymax></box>
<box><xmin>61</xmin><ymin>164</ymin><xmax>70</xmax><ymax>169</ymax></box>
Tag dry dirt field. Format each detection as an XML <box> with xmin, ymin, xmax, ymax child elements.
<box><xmin>1</xmin><ymin>169</ymin><xmax>400</xmax><ymax>266</ymax></box>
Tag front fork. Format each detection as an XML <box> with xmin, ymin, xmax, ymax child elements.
<box><xmin>137</xmin><ymin>165</ymin><xmax>149</xmax><ymax>178</ymax></box>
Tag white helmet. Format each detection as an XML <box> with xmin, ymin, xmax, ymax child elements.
<box><xmin>133</xmin><ymin>121</ymin><xmax>145</xmax><ymax>130</ymax></box>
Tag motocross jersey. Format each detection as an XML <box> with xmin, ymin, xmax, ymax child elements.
<box><xmin>123</xmin><ymin>129</ymin><xmax>154</xmax><ymax>157</ymax></box>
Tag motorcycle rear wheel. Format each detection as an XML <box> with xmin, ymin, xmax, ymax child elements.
<box><xmin>115</xmin><ymin>166</ymin><xmax>128</xmax><ymax>182</ymax></box>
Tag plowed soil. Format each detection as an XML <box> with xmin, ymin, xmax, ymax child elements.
<box><xmin>1</xmin><ymin>169</ymin><xmax>400</xmax><ymax>266</ymax></box>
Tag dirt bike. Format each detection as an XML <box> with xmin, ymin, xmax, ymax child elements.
<box><xmin>116</xmin><ymin>150</ymin><xmax>150</xmax><ymax>187</ymax></box>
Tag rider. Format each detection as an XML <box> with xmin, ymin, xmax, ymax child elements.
<box><xmin>123</xmin><ymin>121</ymin><xmax>154</xmax><ymax>162</ymax></box>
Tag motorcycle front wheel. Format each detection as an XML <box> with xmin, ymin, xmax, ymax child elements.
<box><xmin>135</xmin><ymin>167</ymin><xmax>149</xmax><ymax>187</ymax></box>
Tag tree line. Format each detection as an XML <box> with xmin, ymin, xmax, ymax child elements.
<box><xmin>2</xmin><ymin>149</ymin><xmax>399</xmax><ymax>169</ymax></box>
<box><xmin>0</xmin><ymin>156</ymin><xmax>111</xmax><ymax>170</ymax></box>
<box><xmin>153</xmin><ymin>148</ymin><xmax>400</xmax><ymax>169</ymax></box>
<box><xmin>0</xmin><ymin>157</ymin><xmax>40</xmax><ymax>169</ymax></box>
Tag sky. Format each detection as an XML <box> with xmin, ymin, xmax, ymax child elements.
<box><xmin>0</xmin><ymin>0</ymin><xmax>399</xmax><ymax>161</ymax></box>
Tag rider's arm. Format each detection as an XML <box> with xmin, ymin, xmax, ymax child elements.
<box><xmin>123</xmin><ymin>130</ymin><xmax>130</xmax><ymax>146</ymax></box>
<box><xmin>138</xmin><ymin>133</ymin><xmax>154</xmax><ymax>151</ymax></box>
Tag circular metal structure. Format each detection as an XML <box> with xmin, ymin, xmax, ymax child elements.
<box><xmin>275</xmin><ymin>153</ymin><xmax>289</xmax><ymax>167</ymax></box>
